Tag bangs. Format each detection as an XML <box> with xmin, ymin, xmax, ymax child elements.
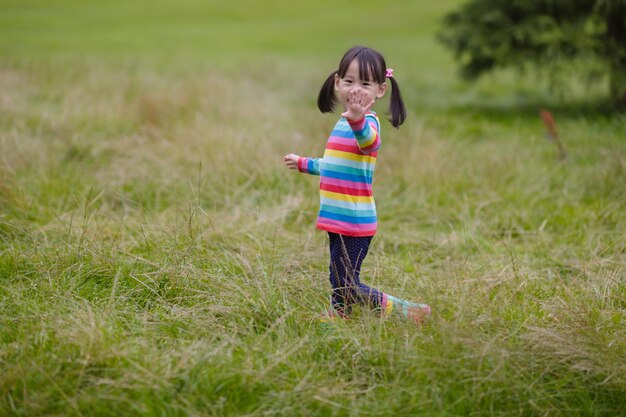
<box><xmin>337</xmin><ymin>46</ymin><xmax>386</xmax><ymax>84</ymax></box>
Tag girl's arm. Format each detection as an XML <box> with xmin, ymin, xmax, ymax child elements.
<box><xmin>283</xmin><ymin>154</ymin><xmax>322</xmax><ymax>176</ymax></box>
<box><xmin>341</xmin><ymin>89</ymin><xmax>381</xmax><ymax>154</ymax></box>
<box><xmin>348</xmin><ymin>115</ymin><xmax>381</xmax><ymax>154</ymax></box>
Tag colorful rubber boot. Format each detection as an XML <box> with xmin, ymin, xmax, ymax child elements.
<box><xmin>381</xmin><ymin>293</ymin><xmax>432</xmax><ymax>324</ymax></box>
<box><xmin>319</xmin><ymin>299</ymin><xmax>350</xmax><ymax>326</ymax></box>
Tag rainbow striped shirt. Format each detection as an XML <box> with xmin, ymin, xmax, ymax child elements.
<box><xmin>298</xmin><ymin>112</ymin><xmax>381</xmax><ymax>237</ymax></box>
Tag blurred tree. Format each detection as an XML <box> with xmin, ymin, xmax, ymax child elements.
<box><xmin>438</xmin><ymin>0</ymin><xmax>626</xmax><ymax>108</ymax></box>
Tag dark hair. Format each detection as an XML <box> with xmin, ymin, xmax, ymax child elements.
<box><xmin>317</xmin><ymin>45</ymin><xmax>406</xmax><ymax>128</ymax></box>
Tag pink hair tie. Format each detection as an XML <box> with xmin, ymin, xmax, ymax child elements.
<box><xmin>385</xmin><ymin>68</ymin><xmax>394</xmax><ymax>78</ymax></box>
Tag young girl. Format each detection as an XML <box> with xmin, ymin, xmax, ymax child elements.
<box><xmin>283</xmin><ymin>46</ymin><xmax>431</xmax><ymax>323</ymax></box>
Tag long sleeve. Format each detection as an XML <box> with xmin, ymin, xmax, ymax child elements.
<box><xmin>297</xmin><ymin>157</ymin><xmax>322</xmax><ymax>176</ymax></box>
<box><xmin>314</xmin><ymin>115</ymin><xmax>380</xmax><ymax>237</ymax></box>
<box><xmin>347</xmin><ymin>114</ymin><xmax>381</xmax><ymax>154</ymax></box>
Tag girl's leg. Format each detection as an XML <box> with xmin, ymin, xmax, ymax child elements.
<box><xmin>328</xmin><ymin>232</ymin><xmax>432</xmax><ymax>322</ymax></box>
<box><xmin>328</xmin><ymin>232</ymin><xmax>383</xmax><ymax>313</ymax></box>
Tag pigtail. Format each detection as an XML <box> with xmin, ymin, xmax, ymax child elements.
<box><xmin>388</xmin><ymin>76</ymin><xmax>406</xmax><ymax>128</ymax></box>
<box><xmin>317</xmin><ymin>71</ymin><xmax>337</xmax><ymax>113</ymax></box>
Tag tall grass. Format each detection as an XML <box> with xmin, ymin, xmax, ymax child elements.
<box><xmin>1</xmin><ymin>1</ymin><xmax>625</xmax><ymax>416</ymax></box>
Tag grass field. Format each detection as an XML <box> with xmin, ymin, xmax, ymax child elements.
<box><xmin>1</xmin><ymin>1</ymin><xmax>625</xmax><ymax>416</ymax></box>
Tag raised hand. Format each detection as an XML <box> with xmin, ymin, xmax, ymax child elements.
<box><xmin>283</xmin><ymin>154</ymin><xmax>300</xmax><ymax>170</ymax></box>
<box><xmin>341</xmin><ymin>88</ymin><xmax>375</xmax><ymax>122</ymax></box>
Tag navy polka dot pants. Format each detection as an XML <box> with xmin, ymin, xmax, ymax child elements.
<box><xmin>328</xmin><ymin>232</ymin><xmax>383</xmax><ymax>313</ymax></box>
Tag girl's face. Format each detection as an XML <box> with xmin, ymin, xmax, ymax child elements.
<box><xmin>334</xmin><ymin>59</ymin><xmax>387</xmax><ymax>112</ymax></box>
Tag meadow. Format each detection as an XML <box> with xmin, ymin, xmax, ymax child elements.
<box><xmin>1</xmin><ymin>0</ymin><xmax>625</xmax><ymax>416</ymax></box>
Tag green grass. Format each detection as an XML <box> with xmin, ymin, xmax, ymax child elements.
<box><xmin>1</xmin><ymin>0</ymin><xmax>625</xmax><ymax>416</ymax></box>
